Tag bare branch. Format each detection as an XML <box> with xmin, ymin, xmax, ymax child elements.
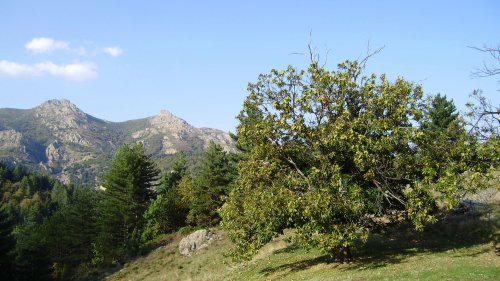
<box><xmin>321</xmin><ymin>48</ymin><xmax>331</xmax><ymax>68</ymax></box>
<box><xmin>359</xmin><ymin>41</ymin><xmax>385</xmax><ymax>69</ymax></box>
<box><xmin>481</xmin><ymin>111</ymin><xmax>500</xmax><ymax>116</ymax></box>
<box><xmin>466</xmin><ymin>89</ymin><xmax>500</xmax><ymax>139</ymax></box>
<box><xmin>307</xmin><ymin>32</ymin><xmax>332</xmax><ymax>69</ymax></box>
<box><xmin>469</xmin><ymin>44</ymin><xmax>500</xmax><ymax>79</ymax></box>
<box><xmin>468</xmin><ymin>45</ymin><xmax>500</xmax><ymax>60</ymax></box>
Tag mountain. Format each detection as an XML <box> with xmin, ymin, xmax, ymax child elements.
<box><xmin>0</xmin><ymin>99</ymin><xmax>235</xmax><ymax>185</ymax></box>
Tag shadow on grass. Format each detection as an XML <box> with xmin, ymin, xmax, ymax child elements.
<box><xmin>261</xmin><ymin>204</ymin><xmax>499</xmax><ymax>277</ymax></box>
<box><xmin>139</xmin><ymin>235</ymin><xmax>176</xmax><ymax>256</ymax></box>
<box><xmin>82</xmin><ymin>235</ymin><xmax>177</xmax><ymax>281</ymax></box>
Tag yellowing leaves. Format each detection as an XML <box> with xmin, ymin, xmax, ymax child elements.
<box><xmin>223</xmin><ymin>56</ymin><xmax>495</xmax><ymax>261</ymax></box>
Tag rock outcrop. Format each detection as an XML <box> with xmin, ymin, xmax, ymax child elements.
<box><xmin>178</xmin><ymin>229</ymin><xmax>217</xmax><ymax>257</ymax></box>
<box><xmin>0</xmin><ymin>129</ymin><xmax>24</xmax><ymax>149</ymax></box>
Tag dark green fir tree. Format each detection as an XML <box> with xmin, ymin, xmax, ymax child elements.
<box><xmin>95</xmin><ymin>143</ymin><xmax>159</xmax><ymax>264</ymax></box>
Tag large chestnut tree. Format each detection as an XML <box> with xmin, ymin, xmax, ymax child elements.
<box><xmin>220</xmin><ymin>58</ymin><xmax>496</xmax><ymax>260</ymax></box>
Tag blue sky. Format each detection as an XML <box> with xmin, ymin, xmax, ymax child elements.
<box><xmin>1</xmin><ymin>1</ymin><xmax>498</xmax><ymax>132</ymax></box>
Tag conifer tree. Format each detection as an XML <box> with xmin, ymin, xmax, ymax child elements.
<box><xmin>143</xmin><ymin>153</ymin><xmax>189</xmax><ymax>240</ymax></box>
<box><xmin>422</xmin><ymin>93</ymin><xmax>458</xmax><ymax>133</ymax></box>
<box><xmin>12</xmin><ymin>211</ymin><xmax>52</xmax><ymax>281</ymax></box>
<box><xmin>157</xmin><ymin>152</ymin><xmax>188</xmax><ymax>195</ymax></box>
<box><xmin>187</xmin><ymin>142</ymin><xmax>237</xmax><ymax>226</ymax></box>
<box><xmin>44</xmin><ymin>188</ymin><xmax>99</xmax><ymax>279</ymax></box>
<box><xmin>95</xmin><ymin>143</ymin><xmax>159</xmax><ymax>263</ymax></box>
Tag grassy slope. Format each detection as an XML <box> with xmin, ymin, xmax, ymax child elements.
<box><xmin>106</xmin><ymin>202</ymin><xmax>500</xmax><ymax>281</ymax></box>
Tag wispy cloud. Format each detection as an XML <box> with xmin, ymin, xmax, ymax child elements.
<box><xmin>102</xmin><ymin>46</ymin><xmax>123</xmax><ymax>57</ymax></box>
<box><xmin>24</xmin><ymin>37</ymin><xmax>123</xmax><ymax>57</ymax></box>
<box><xmin>0</xmin><ymin>60</ymin><xmax>97</xmax><ymax>81</ymax></box>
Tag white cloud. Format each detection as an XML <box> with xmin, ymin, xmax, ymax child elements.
<box><xmin>1</xmin><ymin>37</ymin><xmax>122</xmax><ymax>81</ymax></box>
<box><xmin>102</xmin><ymin>46</ymin><xmax>123</xmax><ymax>57</ymax></box>
<box><xmin>0</xmin><ymin>60</ymin><xmax>97</xmax><ymax>81</ymax></box>
<box><xmin>25</xmin><ymin>37</ymin><xmax>70</xmax><ymax>54</ymax></box>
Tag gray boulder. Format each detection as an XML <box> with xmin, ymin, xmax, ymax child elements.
<box><xmin>178</xmin><ymin>229</ymin><xmax>216</xmax><ymax>256</ymax></box>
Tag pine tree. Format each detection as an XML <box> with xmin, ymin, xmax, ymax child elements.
<box><xmin>43</xmin><ymin>187</ymin><xmax>99</xmax><ymax>279</ymax></box>
<box><xmin>422</xmin><ymin>93</ymin><xmax>459</xmax><ymax>132</ymax></box>
<box><xmin>12</xmin><ymin>211</ymin><xmax>52</xmax><ymax>281</ymax></box>
<box><xmin>143</xmin><ymin>153</ymin><xmax>189</xmax><ymax>240</ymax></box>
<box><xmin>157</xmin><ymin>152</ymin><xmax>188</xmax><ymax>195</ymax></box>
<box><xmin>96</xmin><ymin>143</ymin><xmax>159</xmax><ymax>263</ymax></box>
<box><xmin>187</xmin><ymin>142</ymin><xmax>237</xmax><ymax>226</ymax></box>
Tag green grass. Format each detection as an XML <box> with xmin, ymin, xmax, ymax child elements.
<box><xmin>103</xmin><ymin>202</ymin><xmax>500</xmax><ymax>281</ymax></box>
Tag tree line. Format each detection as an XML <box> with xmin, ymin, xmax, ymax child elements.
<box><xmin>0</xmin><ymin>141</ymin><xmax>238</xmax><ymax>280</ymax></box>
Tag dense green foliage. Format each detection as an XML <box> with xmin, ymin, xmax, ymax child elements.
<box><xmin>95</xmin><ymin>143</ymin><xmax>160</xmax><ymax>263</ymax></box>
<box><xmin>0</xmin><ymin>139</ymin><xmax>238</xmax><ymax>280</ymax></box>
<box><xmin>142</xmin><ymin>143</ymin><xmax>239</xmax><ymax>240</ymax></box>
<box><xmin>220</xmin><ymin>59</ymin><xmax>498</xmax><ymax>260</ymax></box>
<box><xmin>43</xmin><ymin>188</ymin><xmax>99</xmax><ymax>279</ymax></box>
<box><xmin>143</xmin><ymin>153</ymin><xmax>189</xmax><ymax>240</ymax></box>
<box><xmin>0</xmin><ymin>162</ymin><xmax>88</xmax><ymax>280</ymax></box>
<box><xmin>158</xmin><ymin>152</ymin><xmax>189</xmax><ymax>195</ymax></box>
<box><xmin>0</xmin><ymin>204</ymin><xmax>15</xmax><ymax>280</ymax></box>
<box><xmin>421</xmin><ymin>93</ymin><xmax>458</xmax><ymax>133</ymax></box>
<box><xmin>0</xmin><ymin>164</ymin><xmax>53</xmax><ymax>280</ymax></box>
<box><xmin>12</xmin><ymin>213</ymin><xmax>52</xmax><ymax>281</ymax></box>
<box><xmin>186</xmin><ymin>142</ymin><xmax>238</xmax><ymax>226</ymax></box>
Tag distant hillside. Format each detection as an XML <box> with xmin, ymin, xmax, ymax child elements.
<box><xmin>0</xmin><ymin>99</ymin><xmax>235</xmax><ymax>185</ymax></box>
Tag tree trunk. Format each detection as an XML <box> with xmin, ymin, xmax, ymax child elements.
<box><xmin>329</xmin><ymin>245</ymin><xmax>353</xmax><ymax>262</ymax></box>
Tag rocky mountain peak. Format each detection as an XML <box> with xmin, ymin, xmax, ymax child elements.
<box><xmin>150</xmin><ymin>109</ymin><xmax>191</xmax><ymax>131</ymax></box>
<box><xmin>158</xmin><ymin>109</ymin><xmax>173</xmax><ymax>116</ymax></box>
<box><xmin>0</xmin><ymin>99</ymin><xmax>236</xmax><ymax>185</ymax></box>
<box><xmin>34</xmin><ymin>99</ymin><xmax>89</xmax><ymax>129</ymax></box>
<box><xmin>39</xmin><ymin>98</ymin><xmax>81</xmax><ymax>112</ymax></box>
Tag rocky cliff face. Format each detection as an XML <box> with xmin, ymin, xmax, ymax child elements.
<box><xmin>0</xmin><ymin>129</ymin><xmax>24</xmax><ymax>149</ymax></box>
<box><xmin>0</xmin><ymin>99</ymin><xmax>235</xmax><ymax>185</ymax></box>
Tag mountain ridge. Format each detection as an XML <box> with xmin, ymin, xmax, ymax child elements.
<box><xmin>0</xmin><ymin>99</ymin><xmax>235</xmax><ymax>185</ymax></box>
